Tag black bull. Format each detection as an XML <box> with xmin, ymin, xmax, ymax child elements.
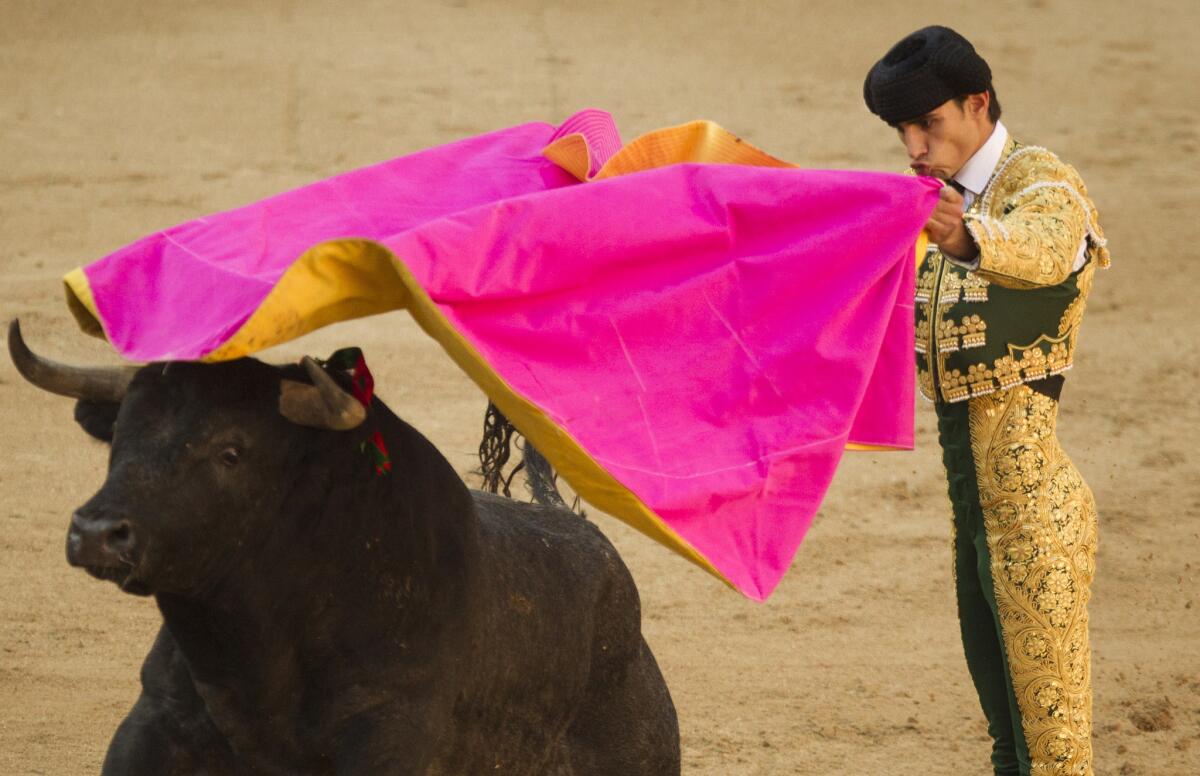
<box><xmin>8</xmin><ymin>321</ymin><xmax>680</xmax><ymax>775</ymax></box>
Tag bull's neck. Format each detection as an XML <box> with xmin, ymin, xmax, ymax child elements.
<box><xmin>157</xmin><ymin>406</ymin><xmax>482</xmax><ymax>687</ymax></box>
<box><xmin>152</xmin><ymin>410</ymin><xmax>482</xmax><ymax>767</ymax></box>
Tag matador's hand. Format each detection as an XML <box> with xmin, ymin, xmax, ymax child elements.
<box><xmin>925</xmin><ymin>185</ymin><xmax>978</xmax><ymax>261</ymax></box>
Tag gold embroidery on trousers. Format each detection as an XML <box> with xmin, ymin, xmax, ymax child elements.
<box><xmin>968</xmin><ymin>386</ymin><xmax>1098</xmax><ymax>775</ymax></box>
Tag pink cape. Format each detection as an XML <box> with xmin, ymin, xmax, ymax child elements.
<box><xmin>64</xmin><ymin>110</ymin><xmax>941</xmax><ymax>600</ymax></box>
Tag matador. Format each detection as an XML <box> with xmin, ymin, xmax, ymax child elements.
<box><xmin>864</xmin><ymin>26</ymin><xmax>1109</xmax><ymax>776</ymax></box>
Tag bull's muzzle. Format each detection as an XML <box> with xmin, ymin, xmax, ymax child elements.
<box><xmin>67</xmin><ymin>511</ymin><xmax>137</xmax><ymax>577</ymax></box>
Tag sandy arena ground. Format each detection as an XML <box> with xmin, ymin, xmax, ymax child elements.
<box><xmin>2</xmin><ymin>1</ymin><xmax>1197</xmax><ymax>773</ymax></box>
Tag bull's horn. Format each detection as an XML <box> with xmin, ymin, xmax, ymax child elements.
<box><xmin>278</xmin><ymin>356</ymin><xmax>367</xmax><ymax>431</ymax></box>
<box><xmin>7</xmin><ymin>319</ymin><xmax>139</xmax><ymax>403</ymax></box>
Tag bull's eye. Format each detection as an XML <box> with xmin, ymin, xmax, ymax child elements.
<box><xmin>219</xmin><ymin>447</ymin><xmax>242</xmax><ymax>467</ymax></box>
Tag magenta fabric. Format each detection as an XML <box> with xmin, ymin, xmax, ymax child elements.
<box><xmin>85</xmin><ymin>119</ymin><xmax>584</xmax><ymax>360</ymax></box>
<box><xmin>77</xmin><ymin>111</ymin><xmax>941</xmax><ymax>599</ymax></box>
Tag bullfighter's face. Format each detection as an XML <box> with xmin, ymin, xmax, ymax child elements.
<box><xmin>893</xmin><ymin>93</ymin><xmax>993</xmax><ymax>180</ymax></box>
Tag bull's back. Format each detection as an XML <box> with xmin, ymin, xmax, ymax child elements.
<box><xmin>469</xmin><ymin>490</ymin><xmax>642</xmax><ymax>647</ymax></box>
<box><xmin>465</xmin><ymin>493</ymin><xmax>645</xmax><ymax>677</ymax></box>
<box><xmin>408</xmin><ymin>493</ymin><xmax>643</xmax><ymax>771</ymax></box>
<box><xmin>465</xmin><ymin>491</ymin><xmax>679</xmax><ymax>776</ymax></box>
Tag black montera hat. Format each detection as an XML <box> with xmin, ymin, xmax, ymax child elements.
<box><xmin>863</xmin><ymin>26</ymin><xmax>992</xmax><ymax>125</ymax></box>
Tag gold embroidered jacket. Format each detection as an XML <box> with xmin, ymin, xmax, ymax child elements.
<box><xmin>916</xmin><ymin>138</ymin><xmax>1110</xmax><ymax>403</ymax></box>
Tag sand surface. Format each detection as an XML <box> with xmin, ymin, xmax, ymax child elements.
<box><xmin>2</xmin><ymin>1</ymin><xmax>1197</xmax><ymax>773</ymax></box>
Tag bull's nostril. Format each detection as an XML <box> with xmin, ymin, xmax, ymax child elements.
<box><xmin>107</xmin><ymin>521</ymin><xmax>134</xmax><ymax>551</ymax></box>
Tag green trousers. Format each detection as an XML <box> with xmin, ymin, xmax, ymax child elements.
<box><xmin>935</xmin><ymin>385</ymin><xmax>1097</xmax><ymax>776</ymax></box>
<box><xmin>937</xmin><ymin>397</ymin><xmax>1031</xmax><ymax>776</ymax></box>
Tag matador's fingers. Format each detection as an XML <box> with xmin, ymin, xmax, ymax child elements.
<box><xmin>938</xmin><ymin>184</ymin><xmax>966</xmax><ymax>208</ymax></box>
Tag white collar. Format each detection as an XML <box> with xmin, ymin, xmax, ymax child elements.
<box><xmin>953</xmin><ymin>121</ymin><xmax>1008</xmax><ymax>196</ymax></box>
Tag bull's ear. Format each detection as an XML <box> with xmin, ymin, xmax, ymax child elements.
<box><xmin>74</xmin><ymin>399</ymin><xmax>120</xmax><ymax>443</ymax></box>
